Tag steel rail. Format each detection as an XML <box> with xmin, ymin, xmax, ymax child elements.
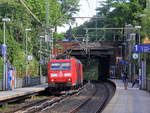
<box><xmin>15</xmin><ymin>83</ymin><xmax>88</xmax><ymax>113</ymax></box>
<box><xmin>69</xmin><ymin>81</ymin><xmax>115</xmax><ymax>113</ymax></box>
<box><xmin>69</xmin><ymin>84</ymin><xmax>97</xmax><ymax>113</ymax></box>
<box><xmin>96</xmin><ymin>80</ymin><xmax>116</xmax><ymax>113</ymax></box>
<box><xmin>95</xmin><ymin>83</ymin><xmax>110</xmax><ymax>113</ymax></box>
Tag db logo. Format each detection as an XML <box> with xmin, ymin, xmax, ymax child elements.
<box><xmin>59</xmin><ymin>71</ymin><xmax>63</xmax><ymax>77</ymax></box>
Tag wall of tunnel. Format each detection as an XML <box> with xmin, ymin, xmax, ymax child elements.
<box><xmin>98</xmin><ymin>56</ymin><xmax>110</xmax><ymax>80</ymax></box>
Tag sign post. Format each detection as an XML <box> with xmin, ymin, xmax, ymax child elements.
<box><xmin>132</xmin><ymin>53</ymin><xmax>139</xmax><ymax>59</ymax></box>
<box><xmin>133</xmin><ymin>44</ymin><xmax>149</xmax><ymax>89</ymax></box>
<box><xmin>141</xmin><ymin>61</ymin><xmax>146</xmax><ymax>89</ymax></box>
<box><xmin>2</xmin><ymin>44</ymin><xmax>7</xmax><ymax>90</ymax></box>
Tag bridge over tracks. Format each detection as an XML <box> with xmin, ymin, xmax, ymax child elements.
<box><xmin>53</xmin><ymin>41</ymin><xmax>120</xmax><ymax>80</ymax></box>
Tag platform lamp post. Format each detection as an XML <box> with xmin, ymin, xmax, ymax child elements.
<box><xmin>2</xmin><ymin>18</ymin><xmax>10</xmax><ymax>91</ymax></box>
<box><xmin>25</xmin><ymin>28</ymin><xmax>31</xmax><ymax>86</ymax></box>
<box><xmin>135</xmin><ymin>25</ymin><xmax>141</xmax><ymax>88</ymax></box>
<box><xmin>39</xmin><ymin>35</ymin><xmax>44</xmax><ymax>84</ymax></box>
<box><xmin>130</xmin><ymin>33</ymin><xmax>136</xmax><ymax>77</ymax></box>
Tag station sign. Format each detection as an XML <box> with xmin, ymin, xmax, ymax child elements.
<box><xmin>39</xmin><ymin>59</ymin><xmax>45</xmax><ymax>64</ymax></box>
<box><xmin>119</xmin><ymin>60</ymin><xmax>129</xmax><ymax>65</ymax></box>
<box><xmin>132</xmin><ymin>53</ymin><xmax>138</xmax><ymax>59</ymax></box>
<box><xmin>1</xmin><ymin>44</ymin><xmax>7</xmax><ymax>56</ymax></box>
<box><xmin>27</xmin><ymin>55</ymin><xmax>33</xmax><ymax>61</ymax></box>
<box><xmin>134</xmin><ymin>44</ymin><xmax>150</xmax><ymax>53</ymax></box>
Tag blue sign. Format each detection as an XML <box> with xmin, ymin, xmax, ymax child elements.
<box><xmin>134</xmin><ymin>45</ymin><xmax>142</xmax><ymax>53</ymax></box>
<box><xmin>1</xmin><ymin>44</ymin><xmax>7</xmax><ymax>56</ymax></box>
<box><xmin>7</xmin><ymin>62</ymin><xmax>11</xmax><ymax>90</ymax></box>
<box><xmin>119</xmin><ymin>60</ymin><xmax>129</xmax><ymax>65</ymax></box>
<box><xmin>134</xmin><ymin>44</ymin><xmax>150</xmax><ymax>53</ymax></box>
<box><xmin>143</xmin><ymin>45</ymin><xmax>150</xmax><ymax>52</ymax></box>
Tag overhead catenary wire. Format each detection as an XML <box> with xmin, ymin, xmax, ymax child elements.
<box><xmin>19</xmin><ymin>0</ymin><xmax>81</xmax><ymax>28</ymax></box>
<box><xmin>86</xmin><ymin>0</ymin><xmax>93</xmax><ymax>17</ymax></box>
<box><xmin>95</xmin><ymin>0</ymin><xmax>98</xmax><ymax>41</ymax></box>
<box><xmin>86</xmin><ymin>0</ymin><xmax>91</xmax><ymax>10</ymax></box>
<box><xmin>54</xmin><ymin>5</ymin><xmax>79</xmax><ymax>26</ymax></box>
<box><xmin>19</xmin><ymin>0</ymin><xmax>53</xmax><ymax>63</ymax></box>
<box><xmin>19</xmin><ymin>0</ymin><xmax>42</xmax><ymax>26</ymax></box>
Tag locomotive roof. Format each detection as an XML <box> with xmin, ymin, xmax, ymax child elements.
<box><xmin>49</xmin><ymin>58</ymin><xmax>81</xmax><ymax>63</ymax></box>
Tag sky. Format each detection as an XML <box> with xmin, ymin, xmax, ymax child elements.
<box><xmin>57</xmin><ymin>0</ymin><xmax>101</xmax><ymax>33</ymax></box>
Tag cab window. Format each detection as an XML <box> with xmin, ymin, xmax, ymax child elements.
<box><xmin>51</xmin><ymin>63</ymin><xmax>61</xmax><ymax>70</ymax></box>
<box><xmin>51</xmin><ymin>62</ymin><xmax>71</xmax><ymax>70</ymax></box>
<box><xmin>61</xmin><ymin>63</ymin><xmax>71</xmax><ymax>70</ymax></box>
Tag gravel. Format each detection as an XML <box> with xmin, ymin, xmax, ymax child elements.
<box><xmin>40</xmin><ymin>83</ymin><xmax>96</xmax><ymax>113</ymax></box>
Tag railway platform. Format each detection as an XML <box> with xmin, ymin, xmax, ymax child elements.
<box><xmin>102</xmin><ymin>79</ymin><xmax>150</xmax><ymax>113</ymax></box>
<box><xmin>0</xmin><ymin>83</ymin><xmax>48</xmax><ymax>105</ymax></box>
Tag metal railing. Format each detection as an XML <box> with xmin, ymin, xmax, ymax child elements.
<box><xmin>0</xmin><ymin>76</ymin><xmax>47</xmax><ymax>91</ymax></box>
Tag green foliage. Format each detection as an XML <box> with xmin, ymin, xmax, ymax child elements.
<box><xmin>58</xmin><ymin>0</ymin><xmax>79</xmax><ymax>24</ymax></box>
<box><xmin>82</xmin><ymin>59</ymin><xmax>98</xmax><ymax>80</ymax></box>
<box><xmin>53</xmin><ymin>32</ymin><xmax>65</xmax><ymax>40</ymax></box>
<box><xmin>138</xmin><ymin>0</ymin><xmax>146</xmax><ymax>9</ymax></box>
<box><xmin>97</xmin><ymin>0</ymin><xmax>143</xmax><ymax>28</ymax></box>
<box><xmin>72</xmin><ymin>0</ymin><xmax>147</xmax><ymax>41</ymax></box>
<box><xmin>0</xmin><ymin>105</ymin><xmax>9</xmax><ymax>111</ymax></box>
<box><xmin>28</xmin><ymin>59</ymin><xmax>39</xmax><ymax>77</ymax></box>
<box><xmin>0</xmin><ymin>0</ymin><xmax>79</xmax><ymax>78</ymax></box>
<box><xmin>26</xmin><ymin>0</ymin><xmax>61</xmax><ymax>25</ymax></box>
<box><xmin>140</xmin><ymin>9</ymin><xmax>150</xmax><ymax>38</ymax></box>
<box><xmin>25</xmin><ymin>0</ymin><xmax>79</xmax><ymax>28</ymax></box>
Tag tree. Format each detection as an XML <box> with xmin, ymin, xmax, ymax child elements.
<box><xmin>140</xmin><ymin>9</ymin><xmax>150</xmax><ymax>37</ymax></box>
<box><xmin>71</xmin><ymin>0</ymin><xmax>146</xmax><ymax>41</ymax></box>
<box><xmin>0</xmin><ymin>0</ymin><xmax>80</xmax><ymax>78</ymax></box>
<box><xmin>95</xmin><ymin>0</ymin><xmax>143</xmax><ymax>40</ymax></box>
<box><xmin>25</xmin><ymin>0</ymin><xmax>79</xmax><ymax>32</ymax></box>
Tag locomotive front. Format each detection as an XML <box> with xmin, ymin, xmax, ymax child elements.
<box><xmin>47</xmin><ymin>58</ymin><xmax>83</xmax><ymax>90</ymax></box>
<box><xmin>48</xmin><ymin>59</ymin><xmax>73</xmax><ymax>88</ymax></box>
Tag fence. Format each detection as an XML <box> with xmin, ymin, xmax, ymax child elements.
<box><xmin>1</xmin><ymin>77</ymin><xmax>150</xmax><ymax>92</ymax></box>
<box><xmin>0</xmin><ymin>76</ymin><xmax>47</xmax><ymax>91</ymax></box>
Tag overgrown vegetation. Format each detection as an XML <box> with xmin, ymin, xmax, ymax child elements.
<box><xmin>0</xmin><ymin>0</ymin><xmax>150</xmax><ymax>79</ymax></box>
<box><xmin>0</xmin><ymin>0</ymin><xmax>79</xmax><ymax>78</ymax></box>
<box><xmin>71</xmin><ymin>0</ymin><xmax>149</xmax><ymax>41</ymax></box>
<box><xmin>82</xmin><ymin>59</ymin><xmax>98</xmax><ymax>80</ymax></box>
<box><xmin>146</xmin><ymin>54</ymin><xmax>150</xmax><ymax>79</ymax></box>
<box><xmin>70</xmin><ymin>0</ymin><xmax>150</xmax><ymax>78</ymax></box>
<box><xmin>0</xmin><ymin>105</ymin><xmax>9</xmax><ymax>111</ymax></box>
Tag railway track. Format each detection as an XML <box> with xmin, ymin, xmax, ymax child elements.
<box><xmin>9</xmin><ymin>83</ymin><xmax>88</xmax><ymax>113</ymax></box>
<box><xmin>1</xmin><ymin>80</ymin><xmax>115</xmax><ymax>113</ymax></box>
<box><xmin>40</xmin><ymin>80</ymin><xmax>116</xmax><ymax>113</ymax></box>
<box><xmin>69</xmin><ymin>81</ymin><xmax>115</xmax><ymax>113</ymax></box>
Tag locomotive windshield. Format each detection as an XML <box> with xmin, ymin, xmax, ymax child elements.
<box><xmin>51</xmin><ymin>62</ymin><xmax>71</xmax><ymax>70</ymax></box>
<box><xmin>61</xmin><ymin>63</ymin><xmax>71</xmax><ymax>70</ymax></box>
<box><xmin>51</xmin><ymin>63</ymin><xmax>61</xmax><ymax>70</ymax></box>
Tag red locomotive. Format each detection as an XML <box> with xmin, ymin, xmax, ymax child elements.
<box><xmin>47</xmin><ymin>58</ymin><xmax>83</xmax><ymax>89</ymax></box>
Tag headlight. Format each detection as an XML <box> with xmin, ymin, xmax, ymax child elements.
<box><xmin>51</xmin><ymin>79</ymin><xmax>54</xmax><ymax>81</ymax></box>
<box><xmin>68</xmin><ymin>78</ymin><xmax>71</xmax><ymax>81</ymax></box>
<box><xmin>64</xmin><ymin>73</ymin><xmax>71</xmax><ymax>76</ymax></box>
<box><xmin>51</xmin><ymin>74</ymin><xmax>57</xmax><ymax>77</ymax></box>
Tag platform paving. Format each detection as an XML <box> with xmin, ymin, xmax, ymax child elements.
<box><xmin>0</xmin><ymin>83</ymin><xmax>48</xmax><ymax>102</ymax></box>
<box><xmin>102</xmin><ymin>79</ymin><xmax>150</xmax><ymax>113</ymax></box>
